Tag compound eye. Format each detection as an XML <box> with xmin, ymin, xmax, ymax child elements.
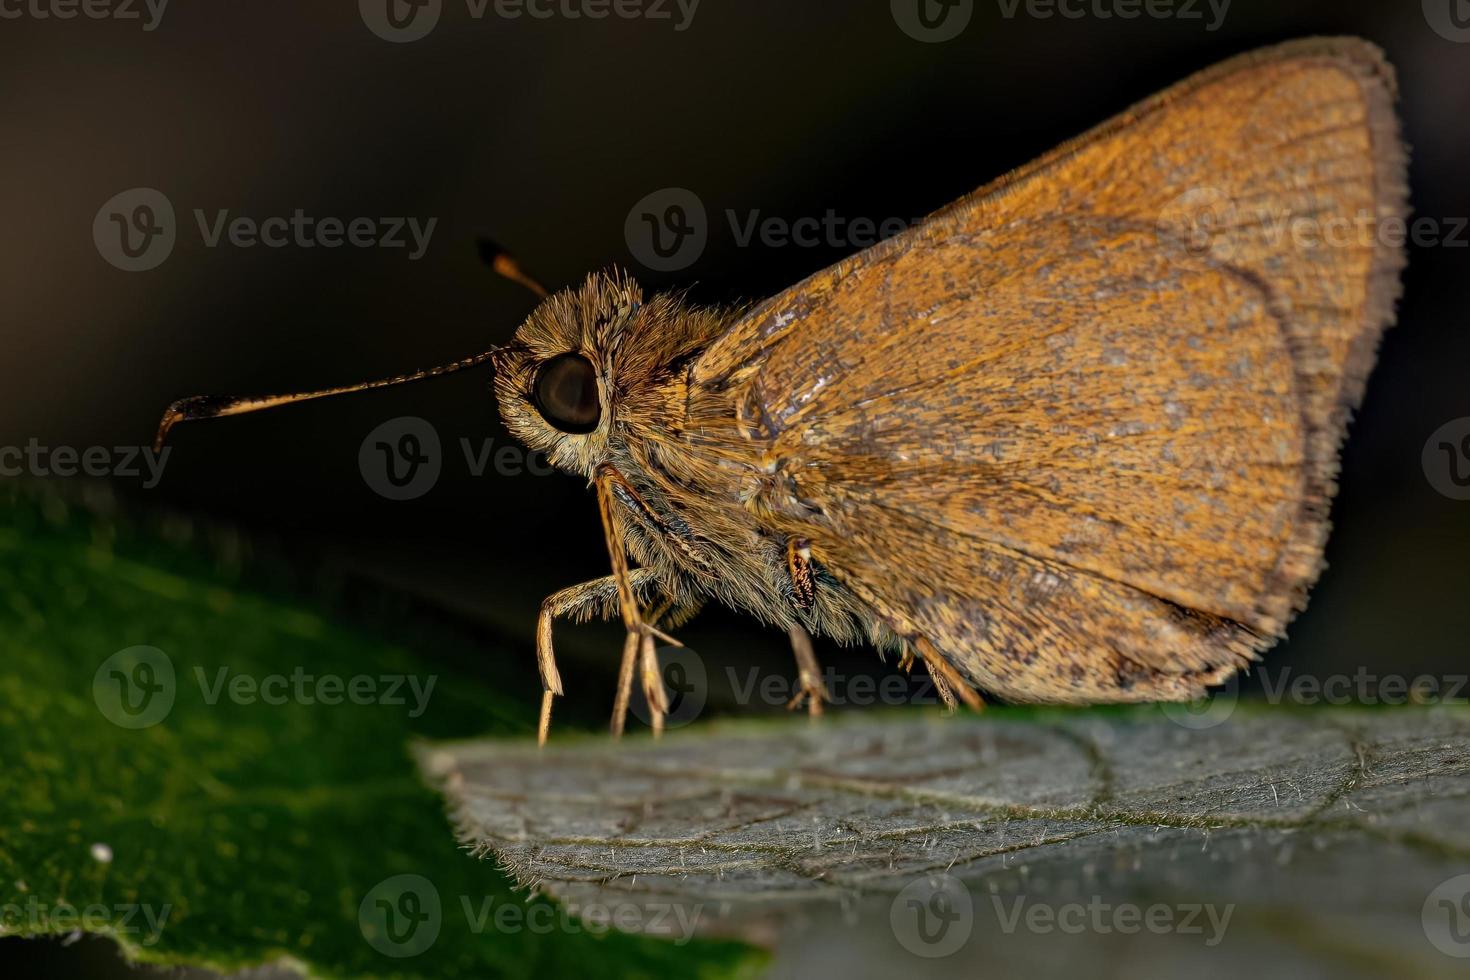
<box><xmin>532</xmin><ymin>353</ymin><xmax>601</xmax><ymax>433</ymax></box>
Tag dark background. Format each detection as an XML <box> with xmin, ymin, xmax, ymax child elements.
<box><xmin>3</xmin><ymin>0</ymin><xmax>1468</xmax><ymax>776</ymax></box>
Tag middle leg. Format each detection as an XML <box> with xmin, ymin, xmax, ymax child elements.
<box><xmin>785</xmin><ymin>623</ymin><xmax>829</xmax><ymax>718</ymax></box>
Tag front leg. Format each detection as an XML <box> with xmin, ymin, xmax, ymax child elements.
<box><xmin>538</xmin><ymin>568</ymin><xmax>654</xmax><ymax>746</ymax></box>
<box><xmin>535</xmin><ymin>569</ymin><xmax>702</xmax><ymax>744</ymax></box>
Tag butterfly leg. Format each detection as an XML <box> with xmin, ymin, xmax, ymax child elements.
<box><xmin>594</xmin><ymin>463</ymin><xmax>685</xmax><ymax>739</ymax></box>
<box><xmin>911</xmin><ymin>636</ymin><xmax>984</xmax><ymax>712</ymax></box>
<box><xmin>897</xmin><ymin>640</ymin><xmax>917</xmax><ymax>673</ymax></box>
<box><xmin>536</xmin><ymin>568</ymin><xmax>669</xmax><ymax>745</ymax></box>
<box><xmin>615</xmin><ymin>593</ymin><xmax>707</xmax><ymax>738</ymax></box>
<box><xmin>779</xmin><ymin>537</ymin><xmax>827</xmax><ymax>717</ymax></box>
<box><xmin>785</xmin><ymin>623</ymin><xmax>828</xmax><ymax>718</ymax></box>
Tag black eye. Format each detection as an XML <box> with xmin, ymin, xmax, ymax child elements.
<box><xmin>532</xmin><ymin>353</ymin><xmax>601</xmax><ymax>433</ymax></box>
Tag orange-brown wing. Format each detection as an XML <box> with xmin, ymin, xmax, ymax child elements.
<box><xmin>691</xmin><ymin>38</ymin><xmax>1407</xmax><ymax>702</ymax></box>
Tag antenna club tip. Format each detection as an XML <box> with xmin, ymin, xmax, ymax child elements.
<box><xmin>154</xmin><ymin>402</ymin><xmax>187</xmax><ymax>454</ymax></box>
<box><xmin>154</xmin><ymin>393</ymin><xmax>219</xmax><ymax>453</ymax></box>
<box><xmin>476</xmin><ymin>236</ymin><xmax>549</xmax><ymax>298</ymax></box>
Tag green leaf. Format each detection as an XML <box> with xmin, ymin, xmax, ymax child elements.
<box><xmin>0</xmin><ymin>483</ymin><xmax>762</xmax><ymax>979</ymax></box>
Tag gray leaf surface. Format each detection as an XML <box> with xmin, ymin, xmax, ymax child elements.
<box><xmin>418</xmin><ymin>706</ymin><xmax>1470</xmax><ymax>979</ymax></box>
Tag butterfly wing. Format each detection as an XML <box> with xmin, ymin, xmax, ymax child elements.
<box><xmin>691</xmin><ymin>38</ymin><xmax>1407</xmax><ymax>701</ymax></box>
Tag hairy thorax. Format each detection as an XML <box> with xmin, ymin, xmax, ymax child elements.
<box><xmin>608</xmin><ymin>374</ymin><xmax>888</xmax><ymax>650</ymax></box>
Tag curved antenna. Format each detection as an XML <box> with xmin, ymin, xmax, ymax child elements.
<box><xmin>154</xmin><ymin>349</ymin><xmax>500</xmax><ymax>452</ymax></box>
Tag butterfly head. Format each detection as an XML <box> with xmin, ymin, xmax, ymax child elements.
<box><xmin>492</xmin><ymin>269</ymin><xmax>729</xmax><ymax>479</ymax></box>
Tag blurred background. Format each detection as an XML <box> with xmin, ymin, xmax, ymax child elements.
<box><xmin>1</xmin><ymin>3</ymin><xmax>1468</xmax><ymax>970</ymax></box>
